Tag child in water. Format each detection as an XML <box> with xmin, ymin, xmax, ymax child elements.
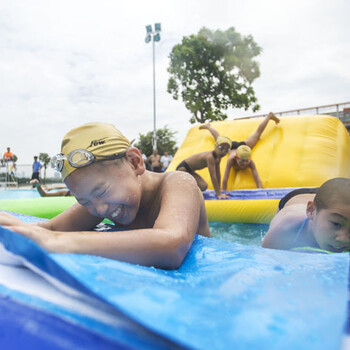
<box><xmin>262</xmin><ymin>178</ymin><xmax>350</xmax><ymax>253</ymax></box>
<box><xmin>30</xmin><ymin>179</ymin><xmax>71</xmax><ymax>197</ymax></box>
<box><xmin>0</xmin><ymin>122</ymin><xmax>210</xmax><ymax>269</ymax></box>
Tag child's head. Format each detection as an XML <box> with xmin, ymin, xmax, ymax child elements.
<box><xmin>51</xmin><ymin>122</ymin><xmax>145</xmax><ymax>224</ymax></box>
<box><xmin>236</xmin><ymin>145</ymin><xmax>251</xmax><ymax>167</ymax></box>
<box><xmin>215</xmin><ymin>136</ymin><xmax>231</xmax><ymax>157</ymax></box>
<box><xmin>314</xmin><ymin>178</ymin><xmax>350</xmax><ymax>212</ymax></box>
<box><xmin>307</xmin><ymin>177</ymin><xmax>350</xmax><ymax>252</ymax></box>
<box><xmin>54</xmin><ymin>122</ymin><xmax>131</xmax><ymax>180</ymax></box>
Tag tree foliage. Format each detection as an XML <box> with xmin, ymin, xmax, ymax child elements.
<box><xmin>167</xmin><ymin>27</ymin><xmax>262</xmax><ymax>124</ymax></box>
<box><xmin>39</xmin><ymin>153</ymin><xmax>51</xmax><ymax>183</ymax></box>
<box><xmin>134</xmin><ymin>125</ymin><xmax>178</xmax><ymax>157</ymax></box>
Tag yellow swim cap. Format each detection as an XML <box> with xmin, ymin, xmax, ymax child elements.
<box><xmin>236</xmin><ymin>145</ymin><xmax>251</xmax><ymax>160</ymax></box>
<box><xmin>215</xmin><ymin>136</ymin><xmax>231</xmax><ymax>147</ymax></box>
<box><xmin>60</xmin><ymin>122</ymin><xmax>130</xmax><ymax>180</ymax></box>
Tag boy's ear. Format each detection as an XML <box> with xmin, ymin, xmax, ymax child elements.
<box><xmin>306</xmin><ymin>200</ymin><xmax>316</xmax><ymax>218</ymax></box>
<box><xmin>125</xmin><ymin>148</ymin><xmax>145</xmax><ymax>175</ymax></box>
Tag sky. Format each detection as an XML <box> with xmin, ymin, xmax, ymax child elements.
<box><xmin>0</xmin><ymin>0</ymin><xmax>349</xmax><ymax>173</ymax></box>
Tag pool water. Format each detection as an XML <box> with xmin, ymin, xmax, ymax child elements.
<box><xmin>210</xmin><ymin>221</ymin><xmax>268</xmax><ymax>246</ymax></box>
<box><xmin>0</xmin><ymin>189</ymin><xmax>267</xmax><ymax>246</ymax></box>
<box><xmin>0</xmin><ymin>189</ymin><xmax>40</xmax><ymax>200</ymax></box>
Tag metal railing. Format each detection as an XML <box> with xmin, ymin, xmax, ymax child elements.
<box><xmin>0</xmin><ymin>162</ymin><xmax>18</xmax><ymax>188</ymax></box>
<box><xmin>244</xmin><ymin>102</ymin><xmax>350</xmax><ymax>131</ymax></box>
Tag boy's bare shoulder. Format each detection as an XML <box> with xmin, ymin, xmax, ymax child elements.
<box><xmin>192</xmin><ymin>150</ymin><xmax>214</xmax><ymax>160</ymax></box>
<box><xmin>270</xmin><ymin>204</ymin><xmax>306</xmax><ymax>231</ymax></box>
<box><xmin>162</xmin><ymin>170</ymin><xmax>197</xmax><ymax>188</ymax></box>
<box><xmin>263</xmin><ymin>204</ymin><xmax>306</xmax><ymax>249</ymax></box>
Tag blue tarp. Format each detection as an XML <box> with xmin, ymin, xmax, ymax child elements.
<box><xmin>0</xmin><ymin>212</ymin><xmax>348</xmax><ymax>349</ymax></box>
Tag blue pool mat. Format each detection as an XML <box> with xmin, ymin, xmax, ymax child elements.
<box><xmin>203</xmin><ymin>187</ymin><xmax>313</xmax><ymax>200</ymax></box>
<box><xmin>0</xmin><ymin>212</ymin><xmax>348</xmax><ymax>350</ymax></box>
<box><xmin>0</xmin><ymin>295</ymin><xmax>130</xmax><ymax>350</ymax></box>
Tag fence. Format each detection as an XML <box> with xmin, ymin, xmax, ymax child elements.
<box><xmin>0</xmin><ymin>162</ymin><xmax>61</xmax><ymax>187</ymax></box>
<box><xmin>0</xmin><ymin>162</ymin><xmax>18</xmax><ymax>188</ymax></box>
<box><xmin>245</xmin><ymin>102</ymin><xmax>350</xmax><ymax>132</ymax></box>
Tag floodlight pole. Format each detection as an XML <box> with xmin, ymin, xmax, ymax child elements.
<box><xmin>145</xmin><ymin>23</ymin><xmax>161</xmax><ymax>151</ymax></box>
<box><xmin>152</xmin><ymin>37</ymin><xmax>157</xmax><ymax>150</ymax></box>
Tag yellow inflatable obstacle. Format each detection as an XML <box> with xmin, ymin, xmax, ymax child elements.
<box><xmin>168</xmin><ymin>115</ymin><xmax>350</xmax><ymax>223</ymax></box>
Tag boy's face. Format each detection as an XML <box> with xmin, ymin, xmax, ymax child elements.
<box><xmin>236</xmin><ymin>157</ymin><xmax>250</xmax><ymax>168</ymax></box>
<box><xmin>65</xmin><ymin>150</ymin><xmax>144</xmax><ymax>225</ymax></box>
<box><xmin>215</xmin><ymin>143</ymin><xmax>230</xmax><ymax>157</ymax></box>
<box><xmin>308</xmin><ymin>201</ymin><xmax>350</xmax><ymax>252</ymax></box>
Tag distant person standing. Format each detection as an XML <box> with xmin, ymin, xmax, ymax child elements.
<box><xmin>161</xmin><ymin>150</ymin><xmax>173</xmax><ymax>172</ymax></box>
<box><xmin>140</xmin><ymin>148</ymin><xmax>150</xmax><ymax>170</ymax></box>
<box><xmin>147</xmin><ymin>149</ymin><xmax>162</xmax><ymax>172</ymax></box>
<box><xmin>31</xmin><ymin>156</ymin><xmax>43</xmax><ymax>182</ymax></box>
<box><xmin>3</xmin><ymin>147</ymin><xmax>13</xmax><ymax>162</ymax></box>
<box><xmin>139</xmin><ymin>148</ymin><xmax>148</xmax><ymax>163</ymax></box>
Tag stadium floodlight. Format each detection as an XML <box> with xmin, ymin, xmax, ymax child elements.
<box><xmin>145</xmin><ymin>23</ymin><xmax>162</xmax><ymax>150</ymax></box>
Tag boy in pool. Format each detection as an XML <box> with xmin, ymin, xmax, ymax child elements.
<box><xmin>200</xmin><ymin>112</ymin><xmax>280</xmax><ymax>190</ymax></box>
<box><xmin>30</xmin><ymin>179</ymin><xmax>71</xmax><ymax>197</ymax></box>
<box><xmin>262</xmin><ymin>178</ymin><xmax>350</xmax><ymax>252</ymax></box>
<box><xmin>176</xmin><ymin>136</ymin><xmax>231</xmax><ymax>199</ymax></box>
<box><xmin>0</xmin><ymin>122</ymin><xmax>210</xmax><ymax>269</ymax></box>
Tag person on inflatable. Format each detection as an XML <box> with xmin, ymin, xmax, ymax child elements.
<box><xmin>30</xmin><ymin>179</ymin><xmax>71</xmax><ymax>197</ymax></box>
<box><xmin>0</xmin><ymin>122</ymin><xmax>210</xmax><ymax>269</ymax></box>
<box><xmin>200</xmin><ymin>112</ymin><xmax>280</xmax><ymax>190</ymax></box>
<box><xmin>175</xmin><ymin>136</ymin><xmax>231</xmax><ymax>199</ymax></box>
<box><xmin>262</xmin><ymin>178</ymin><xmax>350</xmax><ymax>253</ymax></box>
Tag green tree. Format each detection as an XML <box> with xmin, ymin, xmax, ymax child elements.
<box><xmin>39</xmin><ymin>153</ymin><xmax>51</xmax><ymax>183</ymax></box>
<box><xmin>167</xmin><ymin>27</ymin><xmax>261</xmax><ymax>124</ymax></box>
<box><xmin>134</xmin><ymin>125</ymin><xmax>178</xmax><ymax>157</ymax></box>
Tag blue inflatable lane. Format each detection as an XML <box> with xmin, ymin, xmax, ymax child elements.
<box><xmin>0</xmin><ymin>212</ymin><xmax>348</xmax><ymax>350</ymax></box>
<box><xmin>202</xmin><ymin>187</ymin><xmax>316</xmax><ymax>200</ymax></box>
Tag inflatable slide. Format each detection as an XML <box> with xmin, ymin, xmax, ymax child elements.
<box><xmin>168</xmin><ymin>115</ymin><xmax>350</xmax><ymax>223</ymax></box>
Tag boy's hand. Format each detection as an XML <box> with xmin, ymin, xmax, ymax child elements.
<box><xmin>0</xmin><ymin>212</ymin><xmax>60</xmax><ymax>252</ymax></box>
<box><xmin>217</xmin><ymin>193</ymin><xmax>229</xmax><ymax>199</ymax></box>
<box><xmin>0</xmin><ymin>212</ymin><xmax>28</xmax><ymax>227</ymax></box>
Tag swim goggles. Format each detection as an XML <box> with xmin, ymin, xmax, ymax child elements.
<box><xmin>50</xmin><ymin>149</ymin><xmax>126</xmax><ymax>172</ymax></box>
<box><xmin>217</xmin><ymin>145</ymin><xmax>230</xmax><ymax>151</ymax></box>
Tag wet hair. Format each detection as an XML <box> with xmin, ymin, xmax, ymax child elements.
<box><xmin>314</xmin><ymin>177</ymin><xmax>350</xmax><ymax>211</ymax></box>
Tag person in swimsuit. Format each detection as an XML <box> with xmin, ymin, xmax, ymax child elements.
<box><xmin>262</xmin><ymin>178</ymin><xmax>350</xmax><ymax>253</ymax></box>
<box><xmin>30</xmin><ymin>179</ymin><xmax>71</xmax><ymax>197</ymax></box>
<box><xmin>147</xmin><ymin>149</ymin><xmax>162</xmax><ymax>173</ymax></box>
<box><xmin>176</xmin><ymin>136</ymin><xmax>231</xmax><ymax>199</ymax></box>
<box><xmin>200</xmin><ymin>112</ymin><xmax>280</xmax><ymax>190</ymax></box>
<box><xmin>0</xmin><ymin>122</ymin><xmax>210</xmax><ymax>269</ymax></box>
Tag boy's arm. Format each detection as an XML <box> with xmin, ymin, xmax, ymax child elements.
<box><xmin>0</xmin><ymin>173</ymin><xmax>206</xmax><ymax>269</ymax></box>
<box><xmin>207</xmin><ymin>156</ymin><xmax>221</xmax><ymax>197</ymax></box>
<box><xmin>222</xmin><ymin>157</ymin><xmax>233</xmax><ymax>191</ymax></box>
<box><xmin>207</xmin><ymin>157</ymin><xmax>228</xmax><ymax>199</ymax></box>
<box><xmin>215</xmin><ymin>162</ymin><xmax>221</xmax><ymax>192</ymax></box>
<box><xmin>249</xmin><ymin>161</ymin><xmax>262</xmax><ymax>188</ymax></box>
